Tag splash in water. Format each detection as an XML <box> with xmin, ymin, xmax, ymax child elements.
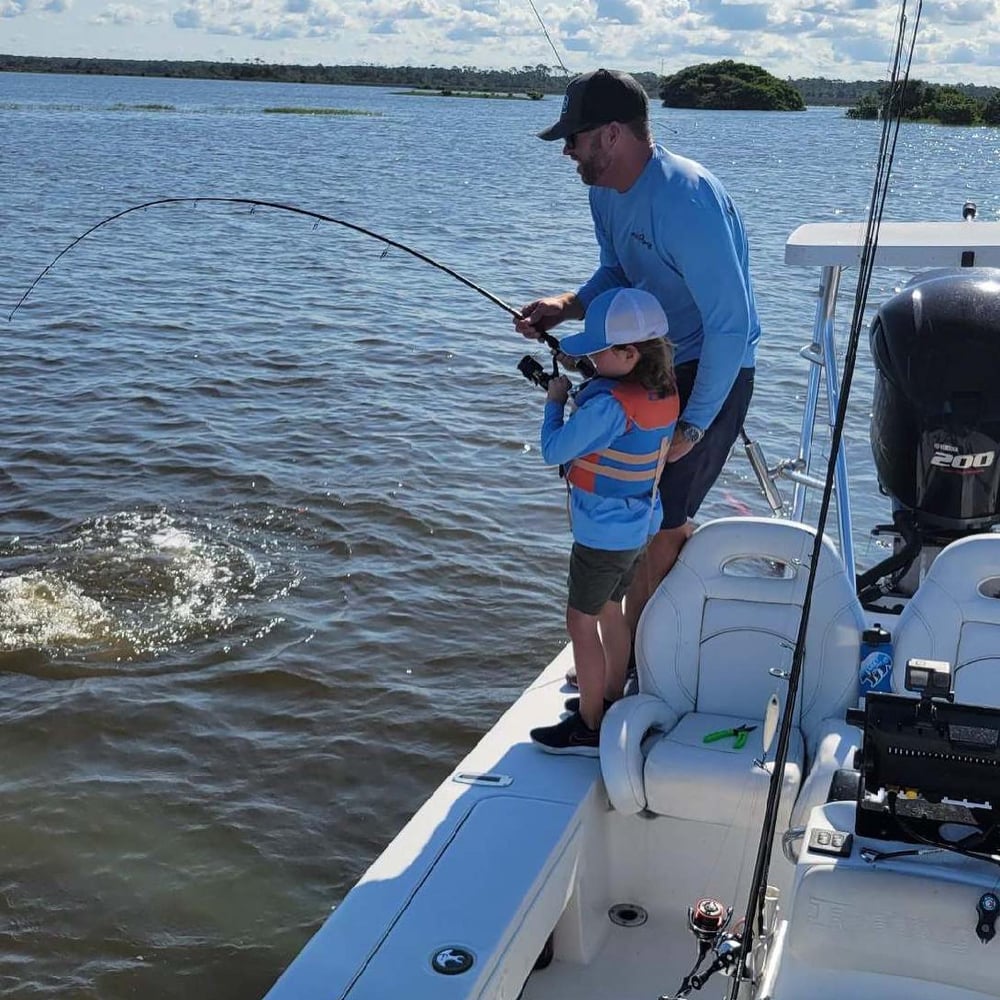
<box><xmin>0</xmin><ymin>508</ymin><xmax>278</xmax><ymax>660</ymax></box>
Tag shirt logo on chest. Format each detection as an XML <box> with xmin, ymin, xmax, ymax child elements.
<box><xmin>630</xmin><ymin>230</ymin><xmax>653</xmax><ymax>250</ymax></box>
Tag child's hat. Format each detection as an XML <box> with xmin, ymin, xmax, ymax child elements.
<box><xmin>558</xmin><ymin>287</ymin><xmax>668</xmax><ymax>358</ymax></box>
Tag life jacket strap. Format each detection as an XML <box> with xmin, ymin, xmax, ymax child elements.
<box><xmin>597</xmin><ymin>446</ymin><xmax>663</xmax><ymax>465</ymax></box>
<box><xmin>570</xmin><ymin>458</ymin><xmax>658</xmax><ymax>483</ymax></box>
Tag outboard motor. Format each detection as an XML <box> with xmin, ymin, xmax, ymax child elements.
<box><xmin>861</xmin><ymin>268</ymin><xmax>1000</xmax><ymax>601</ymax></box>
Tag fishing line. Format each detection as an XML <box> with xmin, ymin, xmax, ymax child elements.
<box><xmin>727</xmin><ymin>2</ymin><xmax>923</xmax><ymax>995</ymax></box>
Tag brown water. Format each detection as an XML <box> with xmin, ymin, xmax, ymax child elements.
<box><xmin>0</xmin><ymin>71</ymin><xmax>997</xmax><ymax>998</ymax></box>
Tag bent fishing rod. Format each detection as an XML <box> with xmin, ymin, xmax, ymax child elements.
<box><xmin>7</xmin><ymin>196</ymin><xmax>593</xmax><ymax>379</ymax></box>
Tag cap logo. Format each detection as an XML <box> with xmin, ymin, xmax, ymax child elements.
<box><xmin>560</xmin><ymin>93</ymin><xmax>570</xmax><ymax>116</ymax></box>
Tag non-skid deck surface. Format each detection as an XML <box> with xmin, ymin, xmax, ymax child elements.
<box><xmin>520</xmin><ymin>912</ymin><xmax>736</xmax><ymax>1000</ymax></box>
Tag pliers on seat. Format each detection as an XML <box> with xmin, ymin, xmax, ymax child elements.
<box><xmin>703</xmin><ymin>724</ymin><xmax>758</xmax><ymax>749</ymax></box>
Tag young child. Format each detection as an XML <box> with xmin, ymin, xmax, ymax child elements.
<box><xmin>530</xmin><ymin>286</ymin><xmax>678</xmax><ymax>755</ymax></box>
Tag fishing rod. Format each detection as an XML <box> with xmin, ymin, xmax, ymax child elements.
<box><xmin>524</xmin><ymin>0</ymin><xmax>570</xmax><ymax>75</ymax></box>
<box><xmin>9</xmin><ymin>196</ymin><xmax>520</xmax><ymax>322</ymax></box>
<box><xmin>8</xmin><ymin>196</ymin><xmax>593</xmax><ymax>380</ymax></box>
<box><xmin>726</xmin><ymin>3</ymin><xmax>923</xmax><ymax>996</ymax></box>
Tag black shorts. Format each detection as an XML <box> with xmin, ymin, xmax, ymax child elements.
<box><xmin>567</xmin><ymin>542</ymin><xmax>645</xmax><ymax>615</ymax></box>
<box><xmin>658</xmin><ymin>364</ymin><xmax>754</xmax><ymax>531</ymax></box>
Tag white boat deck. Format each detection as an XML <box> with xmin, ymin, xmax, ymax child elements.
<box><xmin>521</xmin><ymin>912</ymin><xmax>716</xmax><ymax>1000</ymax></box>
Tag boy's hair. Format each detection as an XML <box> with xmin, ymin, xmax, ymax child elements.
<box><xmin>619</xmin><ymin>337</ymin><xmax>676</xmax><ymax>397</ymax></box>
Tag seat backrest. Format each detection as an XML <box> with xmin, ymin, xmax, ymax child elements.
<box><xmin>892</xmin><ymin>534</ymin><xmax>1000</xmax><ymax>706</ymax></box>
<box><xmin>635</xmin><ymin>517</ymin><xmax>864</xmax><ymax>748</ymax></box>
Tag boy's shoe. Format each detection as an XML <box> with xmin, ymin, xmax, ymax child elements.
<box><xmin>563</xmin><ymin>696</ymin><xmax>615</xmax><ymax>714</ymax></box>
<box><xmin>565</xmin><ymin>664</ymin><xmax>578</xmax><ymax>688</ymax></box>
<box><xmin>530</xmin><ymin>713</ymin><xmax>600</xmax><ymax>756</ymax></box>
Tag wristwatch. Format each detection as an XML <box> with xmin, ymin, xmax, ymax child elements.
<box><xmin>676</xmin><ymin>421</ymin><xmax>704</xmax><ymax>445</ymax></box>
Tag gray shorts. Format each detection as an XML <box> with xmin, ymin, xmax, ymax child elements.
<box><xmin>567</xmin><ymin>542</ymin><xmax>645</xmax><ymax>615</ymax></box>
<box><xmin>659</xmin><ymin>364</ymin><xmax>755</xmax><ymax>530</ymax></box>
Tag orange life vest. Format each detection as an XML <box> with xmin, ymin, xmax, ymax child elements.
<box><xmin>566</xmin><ymin>379</ymin><xmax>679</xmax><ymax>497</ymax></box>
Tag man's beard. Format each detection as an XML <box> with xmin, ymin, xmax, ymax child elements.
<box><xmin>576</xmin><ymin>137</ymin><xmax>611</xmax><ymax>186</ymax></box>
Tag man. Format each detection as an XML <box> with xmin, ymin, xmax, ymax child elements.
<box><xmin>516</xmin><ymin>67</ymin><xmax>760</xmax><ymax>642</ymax></box>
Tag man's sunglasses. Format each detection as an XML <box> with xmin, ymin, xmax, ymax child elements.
<box><xmin>564</xmin><ymin>124</ymin><xmax>604</xmax><ymax>150</ymax></box>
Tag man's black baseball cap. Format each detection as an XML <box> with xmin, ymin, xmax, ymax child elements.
<box><xmin>537</xmin><ymin>68</ymin><xmax>649</xmax><ymax>142</ymax></box>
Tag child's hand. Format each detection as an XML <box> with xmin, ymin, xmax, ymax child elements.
<box><xmin>546</xmin><ymin>375</ymin><xmax>571</xmax><ymax>404</ymax></box>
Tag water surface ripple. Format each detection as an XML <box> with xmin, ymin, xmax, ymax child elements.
<box><xmin>0</xmin><ymin>71</ymin><xmax>997</xmax><ymax>998</ymax></box>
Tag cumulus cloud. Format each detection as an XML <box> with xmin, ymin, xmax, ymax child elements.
<box><xmin>710</xmin><ymin>2</ymin><xmax>770</xmax><ymax>30</ymax></box>
<box><xmin>833</xmin><ymin>35</ymin><xmax>897</xmax><ymax>64</ymax></box>
<box><xmin>173</xmin><ymin>5</ymin><xmax>201</xmax><ymax>29</ymax></box>
<box><xmin>395</xmin><ymin>0</ymin><xmax>433</xmax><ymax>18</ymax></box>
<box><xmin>4</xmin><ymin>0</ymin><xmax>998</xmax><ymax>84</ymax></box>
<box><xmin>596</xmin><ymin>0</ymin><xmax>644</xmax><ymax>24</ymax></box>
<box><xmin>940</xmin><ymin>42</ymin><xmax>983</xmax><ymax>65</ymax></box>
<box><xmin>93</xmin><ymin>3</ymin><xmax>142</xmax><ymax>25</ymax></box>
<box><xmin>933</xmin><ymin>0</ymin><xmax>997</xmax><ymax>24</ymax></box>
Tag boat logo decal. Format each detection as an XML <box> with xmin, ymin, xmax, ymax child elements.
<box><xmin>930</xmin><ymin>447</ymin><xmax>995</xmax><ymax>472</ymax></box>
<box><xmin>431</xmin><ymin>946</ymin><xmax>475</xmax><ymax>974</ymax></box>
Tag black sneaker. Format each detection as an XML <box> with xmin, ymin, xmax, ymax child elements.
<box><xmin>530</xmin><ymin>713</ymin><xmax>600</xmax><ymax>756</ymax></box>
<box><xmin>564</xmin><ymin>696</ymin><xmax>615</xmax><ymax>714</ymax></box>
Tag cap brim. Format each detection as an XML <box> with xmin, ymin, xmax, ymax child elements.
<box><xmin>557</xmin><ymin>329</ymin><xmax>608</xmax><ymax>357</ymax></box>
<box><xmin>537</xmin><ymin>118</ymin><xmax>594</xmax><ymax>141</ymax></box>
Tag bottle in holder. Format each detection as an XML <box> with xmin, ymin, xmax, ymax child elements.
<box><xmin>859</xmin><ymin>623</ymin><xmax>893</xmax><ymax>696</ymax></box>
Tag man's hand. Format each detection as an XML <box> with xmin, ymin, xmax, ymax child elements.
<box><xmin>546</xmin><ymin>375</ymin><xmax>571</xmax><ymax>405</ymax></box>
<box><xmin>514</xmin><ymin>292</ymin><xmax>584</xmax><ymax>340</ymax></box>
<box><xmin>666</xmin><ymin>437</ymin><xmax>697</xmax><ymax>463</ymax></box>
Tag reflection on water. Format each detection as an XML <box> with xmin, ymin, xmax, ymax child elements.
<box><xmin>0</xmin><ymin>70</ymin><xmax>997</xmax><ymax>999</ymax></box>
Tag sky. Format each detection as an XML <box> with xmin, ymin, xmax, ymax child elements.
<box><xmin>1</xmin><ymin>0</ymin><xmax>998</xmax><ymax>86</ymax></box>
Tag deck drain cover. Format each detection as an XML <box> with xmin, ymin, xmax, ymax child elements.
<box><xmin>431</xmin><ymin>946</ymin><xmax>475</xmax><ymax>974</ymax></box>
<box><xmin>609</xmin><ymin>903</ymin><xmax>648</xmax><ymax>927</ymax></box>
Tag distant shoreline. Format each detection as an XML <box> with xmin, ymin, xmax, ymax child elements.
<box><xmin>1</xmin><ymin>54</ymin><xmax>996</xmax><ymax>108</ymax></box>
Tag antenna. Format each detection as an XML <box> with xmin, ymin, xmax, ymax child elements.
<box><xmin>524</xmin><ymin>0</ymin><xmax>570</xmax><ymax>75</ymax></box>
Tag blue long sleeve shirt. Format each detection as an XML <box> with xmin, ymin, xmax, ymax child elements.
<box><xmin>541</xmin><ymin>395</ymin><xmax>662</xmax><ymax>551</ymax></box>
<box><xmin>577</xmin><ymin>145</ymin><xmax>760</xmax><ymax>431</ymax></box>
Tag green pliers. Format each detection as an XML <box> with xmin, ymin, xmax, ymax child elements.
<box><xmin>703</xmin><ymin>723</ymin><xmax>758</xmax><ymax>749</ymax></box>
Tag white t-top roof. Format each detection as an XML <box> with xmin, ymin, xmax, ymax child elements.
<box><xmin>785</xmin><ymin>221</ymin><xmax>1000</xmax><ymax>269</ymax></box>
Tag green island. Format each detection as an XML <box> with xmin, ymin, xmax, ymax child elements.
<box><xmin>660</xmin><ymin>61</ymin><xmax>805</xmax><ymax>111</ymax></box>
<box><xmin>847</xmin><ymin>78</ymin><xmax>1000</xmax><ymax>125</ymax></box>
<box><xmin>1</xmin><ymin>53</ymin><xmax>996</xmax><ymax>125</ymax></box>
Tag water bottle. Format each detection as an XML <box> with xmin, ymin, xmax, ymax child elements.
<box><xmin>859</xmin><ymin>623</ymin><xmax>893</xmax><ymax>697</ymax></box>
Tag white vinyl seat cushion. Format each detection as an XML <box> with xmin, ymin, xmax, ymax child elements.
<box><xmin>642</xmin><ymin>711</ymin><xmax>803</xmax><ymax>827</ymax></box>
<box><xmin>891</xmin><ymin>534</ymin><xmax>1000</xmax><ymax>706</ymax></box>
<box><xmin>601</xmin><ymin>517</ymin><xmax>864</xmax><ymax>826</ymax></box>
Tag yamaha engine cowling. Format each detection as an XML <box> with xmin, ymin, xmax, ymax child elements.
<box><xmin>870</xmin><ymin>268</ymin><xmax>1000</xmax><ymax>536</ymax></box>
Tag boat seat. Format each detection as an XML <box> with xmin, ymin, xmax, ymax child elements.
<box><xmin>788</xmin><ymin>535</ymin><xmax>1000</xmax><ymax>833</ymax></box>
<box><xmin>891</xmin><ymin>534</ymin><xmax>1000</xmax><ymax>706</ymax></box>
<box><xmin>601</xmin><ymin>518</ymin><xmax>863</xmax><ymax>840</ymax></box>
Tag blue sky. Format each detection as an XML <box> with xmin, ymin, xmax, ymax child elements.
<box><xmin>2</xmin><ymin>1</ymin><xmax>998</xmax><ymax>86</ymax></box>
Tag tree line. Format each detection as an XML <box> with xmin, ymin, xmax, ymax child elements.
<box><xmin>846</xmin><ymin>78</ymin><xmax>1000</xmax><ymax>125</ymax></box>
<box><xmin>1</xmin><ymin>54</ymin><xmax>995</xmax><ymax>109</ymax></box>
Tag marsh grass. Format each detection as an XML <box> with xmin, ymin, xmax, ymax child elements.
<box><xmin>262</xmin><ymin>106</ymin><xmax>381</xmax><ymax>116</ymax></box>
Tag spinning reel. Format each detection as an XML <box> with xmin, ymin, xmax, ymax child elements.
<box><xmin>659</xmin><ymin>896</ymin><xmax>745</xmax><ymax>999</ymax></box>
